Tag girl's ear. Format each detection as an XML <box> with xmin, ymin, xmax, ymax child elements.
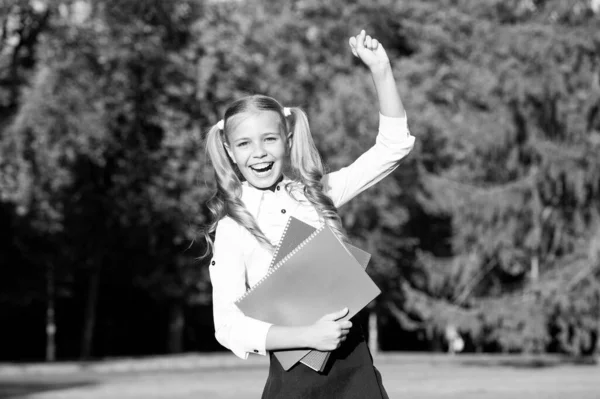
<box><xmin>287</xmin><ymin>132</ymin><xmax>294</xmax><ymax>151</ymax></box>
<box><xmin>223</xmin><ymin>140</ymin><xmax>237</xmax><ymax>164</ymax></box>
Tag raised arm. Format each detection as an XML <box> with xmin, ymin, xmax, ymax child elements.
<box><xmin>324</xmin><ymin>31</ymin><xmax>415</xmax><ymax>208</ymax></box>
<box><xmin>349</xmin><ymin>29</ymin><xmax>405</xmax><ymax>118</ymax></box>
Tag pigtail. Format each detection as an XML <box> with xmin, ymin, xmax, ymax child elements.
<box><xmin>202</xmin><ymin>95</ymin><xmax>349</xmax><ymax>260</ymax></box>
<box><xmin>287</xmin><ymin>108</ymin><xmax>347</xmax><ymax>242</ymax></box>
<box><xmin>201</xmin><ymin>123</ymin><xmax>275</xmax><ymax>259</ymax></box>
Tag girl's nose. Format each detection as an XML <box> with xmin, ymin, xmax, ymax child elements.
<box><xmin>252</xmin><ymin>143</ymin><xmax>267</xmax><ymax>158</ymax></box>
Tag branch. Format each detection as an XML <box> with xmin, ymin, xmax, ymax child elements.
<box><xmin>383</xmin><ymin>299</ymin><xmax>422</xmax><ymax>331</ymax></box>
<box><xmin>8</xmin><ymin>6</ymin><xmax>51</xmax><ymax>104</ymax></box>
<box><xmin>453</xmin><ymin>258</ymin><xmax>495</xmax><ymax>306</ymax></box>
<box><xmin>0</xmin><ymin>4</ymin><xmax>14</xmax><ymax>54</ymax></box>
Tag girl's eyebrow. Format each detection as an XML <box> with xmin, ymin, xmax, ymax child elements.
<box><xmin>233</xmin><ymin>132</ymin><xmax>280</xmax><ymax>142</ymax></box>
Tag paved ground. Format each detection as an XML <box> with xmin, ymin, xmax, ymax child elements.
<box><xmin>0</xmin><ymin>353</ymin><xmax>598</xmax><ymax>399</ymax></box>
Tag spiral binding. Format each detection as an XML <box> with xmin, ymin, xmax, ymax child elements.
<box><xmin>266</xmin><ymin>216</ymin><xmax>293</xmax><ymax>270</ymax></box>
<box><xmin>235</xmin><ymin>222</ymin><xmax>326</xmax><ymax>304</ymax></box>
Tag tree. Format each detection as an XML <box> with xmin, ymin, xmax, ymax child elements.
<box><xmin>391</xmin><ymin>0</ymin><xmax>600</xmax><ymax>354</ymax></box>
<box><xmin>1</xmin><ymin>0</ymin><xmax>598</xmax><ymax>360</ymax></box>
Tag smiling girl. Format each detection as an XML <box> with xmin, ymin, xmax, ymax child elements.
<box><xmin>203</xmin><ymin>30</ymin><xmax>415</xmax><ymax>398</ymax></box>
<box><xmin>222</xmin><ymin>110</ymin><xmax>289</xmax><ymax>191</ymax></box>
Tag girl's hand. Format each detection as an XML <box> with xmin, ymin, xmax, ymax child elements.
<box><xmin>305</xmin><ymin>308</ymin><xmax>353</xmax><ymax>351</ymax></box>
<box><xmin>349</xmin><ymin>30</ymin><xmax>390</xmax><ymax>72</ymax></box>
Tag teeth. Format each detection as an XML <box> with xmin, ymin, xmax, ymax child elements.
<box><xmin>252</xmin><ymin>162</ymin><xmax>272</xmax><ymax>169</ymax></box>
<box><xmin>249</xmin><ymin>162</ymin><xmax>274</xmax><ymax>176</ymax></box>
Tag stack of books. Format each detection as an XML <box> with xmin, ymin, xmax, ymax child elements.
<box><xmin>235</xmin><ymin>216</ymin><xmax>380</xmax><ymax>372</ymax></box>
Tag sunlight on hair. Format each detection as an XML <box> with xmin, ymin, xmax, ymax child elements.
<box><xmin>202</xmin><ymin>95</ymin><xmax>347</xmax><ymax>258</ymax></box>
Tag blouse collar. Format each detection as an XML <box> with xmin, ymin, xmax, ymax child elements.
<box><xmin>240</xmin><ymin>176</ymin><xmax>293</xmax><ymax>218</ymax></box>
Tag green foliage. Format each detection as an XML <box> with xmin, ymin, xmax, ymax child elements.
<box><xmin>0</xmin><ymin>0</ymin><xmax>599</xmax><ymax>359</ymax></box>
<box><xmin>403</xmin><ymin>0</ymin><xmax>600</xmax><ymax>354</ymax></box>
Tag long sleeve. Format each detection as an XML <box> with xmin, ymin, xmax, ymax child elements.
<box><xmin>322</xmin><ymin>113</ymin><xmax>415</xmax><ymax>208</ymax></box>
<box><xmin>209</xmin><ymin>218</ymin><xmax>272</xmax><ymax>359</ymax></box>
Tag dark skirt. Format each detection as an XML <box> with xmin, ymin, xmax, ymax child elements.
<box><xmin>261</xmin><ymin>323</ymin><xmax>389</xmax><ymax>399</ymax></box>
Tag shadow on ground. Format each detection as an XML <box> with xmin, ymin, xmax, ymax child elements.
<box><xmin>459</xmin><ymin>355</ymin><xmax>598</xmax><ymax>369</ymax></box>
<box><xmin>0</xmin><ymin>380</ymin><xmax>97</xmax><ymax>398</ymax></box>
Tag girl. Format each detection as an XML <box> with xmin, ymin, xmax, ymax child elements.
<box><xmin>203</xmin><ymin>30</ymin><xmax>415</xmax><ymax>398</ymax></box>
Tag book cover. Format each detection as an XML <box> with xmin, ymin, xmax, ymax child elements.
<box><xmin>268</xmin><ymin>217</ymin><xmax>371</xmax><ymax>372</ymax></box>
<box><xmin>235</xmin><ymin>222</ymin><xmax>380</xmax><ymax>371</ymax></box>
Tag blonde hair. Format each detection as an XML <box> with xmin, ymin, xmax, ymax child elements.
<box><xmin>201</xmin><ymin>95</ymin><xmax>345</xmax><ymax>258</ymax></box>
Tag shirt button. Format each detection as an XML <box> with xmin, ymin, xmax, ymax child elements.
<box><xmin>253</xmin><ymin>349</ymin><xmax>258</xmax><ymax>353</ymax></box>
<box><xmin>281</xmin><ymin>209</ymin><xmax>286</xmax><ymax>214</ymax></box>
<box><xmin>211</xmin><ymin>260</ymin><xmax>215</xmax><ymax>265</ymax></box>
<box><xmin>276</xmin><ymin>186</ymin><xmax>280</xmax><ymax>191</ymax></box>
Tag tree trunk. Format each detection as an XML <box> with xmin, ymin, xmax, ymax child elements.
<box><xmin>530</xmin><ymin>255</ymin><xmax>539</xmax><ymax>283</ymax></box>
<box><xmin>80</xmin><ymin>268</ymin><xmax>100</xmax><ymax>359</ymax></box>
<box><xmin>368</xmin><ymin>310</ymin><xmax>379</xmax><ymax>356</ymax></box>
<box><xmin>167</xmin><ymin>301</ymin><xmax>185</xmax><ymax>353</ymax></box>
<box><xmin>45</xmin><ymin>261</ymin><xmax>56</xmax><ymax>362</ymax></box>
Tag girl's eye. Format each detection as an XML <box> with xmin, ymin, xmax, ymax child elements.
<box><xmin>265</xmin><ymin>136</ymin><xmax>278</xmax><ymax>142</ymax></box>
<box><xmin>236</xmin><ymin>142</ymin><xmax>248</xmax><ymax>148</ymax></box>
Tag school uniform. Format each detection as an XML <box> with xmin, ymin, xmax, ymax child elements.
<box><xmin>209</xmin><ymin>113</ymin><xmax>414</xmax><ymax>398</ymax></box>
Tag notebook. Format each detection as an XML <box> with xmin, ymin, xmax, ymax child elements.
<box><xmin>268</xmin><ymin>217</ymin><xmax>371</xmax><ymax>371</ymax></box>
<box><xmin>235</xmin><ymin>219</ymin><xmax>380</xmax><ymax>371</ymax></box>
<box><xmin>269</xmin><ymin>217</ymin><xmax>371</xmax><ymax>272</ymax></box>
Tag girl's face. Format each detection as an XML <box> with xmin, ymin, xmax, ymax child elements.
<box><xmin>224</xmin><ymin>111</ymin><xmax>290</xmax><ymax>190</ymax></box>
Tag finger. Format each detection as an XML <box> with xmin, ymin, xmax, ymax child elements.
<box><xmin>340</xmin><ymin>321</ymin><xmax>353</xmax><ymax>330</ymax></box>
<box><xmin>372</xmin><ymin>38</ymin><xmax>379</xmax><ymax>50</ymax></box>
<box><xmin>349</xmin><ymin>36</ymin><xmax>356</xmax><ymax>51</ymax></box>
<box><xmin>356</xmin><ymin>30</ymin><xmax>366</xmax><ymax>52</ymax></box>
<box><xmin>348</xmin><ymin>37</ymin><xmax>358</xmax><ymax>57</ymax></box>
<box><xmin>334</xmin><ymin>307</ymin><xmax>349</xmax><ymax>320</ymax></box>
<box><xmin>323</xmin><ymin>307</ymin><xmax>349</xmax><ymax>321</ymax></box>
<box><xmin>365</xmin><ymin>35</ymin><xmax>372</xmax><ymax>49</ymax></box>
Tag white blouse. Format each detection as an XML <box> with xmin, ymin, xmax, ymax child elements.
<box><xmin>209</xmin><ymin>113</ymin><xmax>415</xmax><ymax>359</ymax></box>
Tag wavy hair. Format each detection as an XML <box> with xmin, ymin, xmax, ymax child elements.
<box><xmin>201</xmin><ymin>95</ymin><xmax>345</xmax><ymax>259</ymax></box>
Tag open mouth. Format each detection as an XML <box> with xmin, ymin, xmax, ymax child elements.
<box><xmin>250</xmin><ymin>162</ymin><xmax>274</xmax><ymax>175</ymax></box>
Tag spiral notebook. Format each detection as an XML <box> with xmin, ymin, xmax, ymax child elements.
<box><xmin>268</xmin><ymin>217</ymin><xmax>371</xmax><ymax>371</ymax></box>
<box><xmin>235</xmin><ymin>218</ymin><xmax>380</xmax><ymax>371</ymax></box>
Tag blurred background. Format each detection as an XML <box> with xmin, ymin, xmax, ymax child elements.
<box><xmin>0</xmin><ymin>0</ymin><xmax>599</xmax><ymax>367</ymax></box>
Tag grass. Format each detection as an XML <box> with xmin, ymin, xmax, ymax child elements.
<box><xmin>0</xmin><ymin>353</ymin><xmax>598</xmax><ymax>399</ymax></box>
